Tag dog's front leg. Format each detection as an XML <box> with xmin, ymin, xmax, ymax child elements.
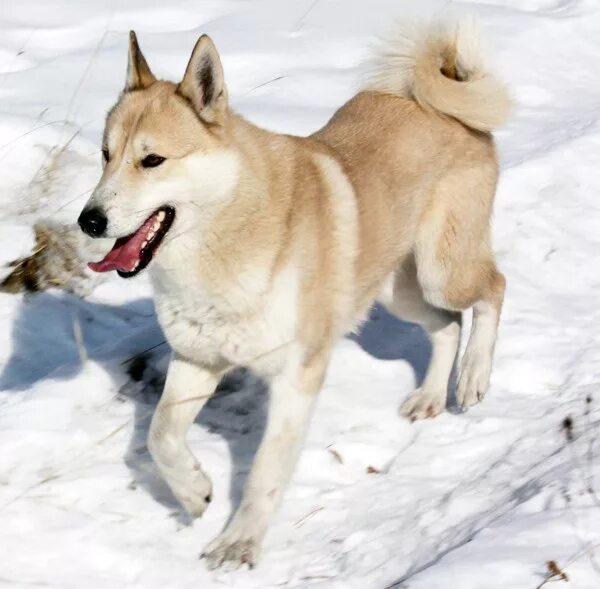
<box><xmin>148</xmin><ymin>353</ymin><xmax>219</xmax><ymax>517</ymax></box>
<box><xmin>203</xmin><ymin>351</ymin><xmax>328</xmax><ymax>570</ymax></box>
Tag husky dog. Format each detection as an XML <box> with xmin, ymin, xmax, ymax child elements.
<box><xmin>78</xmin><ymin>21</ymin><xmax>509</xmax><ymax>569</ymax></box>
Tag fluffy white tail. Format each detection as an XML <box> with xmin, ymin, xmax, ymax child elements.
<box><xmin>365</xmin><ymin>19</ymin><xmax>511</xmax><ymax>132</ymax></box>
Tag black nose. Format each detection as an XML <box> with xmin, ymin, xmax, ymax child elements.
<box><xmin>78</xmin><ymin>207</ymin><xmax>107</xmax><ymax>237</ymax></box>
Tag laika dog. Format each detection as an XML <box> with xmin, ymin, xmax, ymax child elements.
<box><xmin>78</xmin><ymin>20</ymin><xmax>509</xmax><ymax>569</ymax></box>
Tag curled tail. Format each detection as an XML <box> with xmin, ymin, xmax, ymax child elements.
<box><xmin>365</xmin><ymin>19</ymin><xmax>511</xmax><ymax>132</ymax></box>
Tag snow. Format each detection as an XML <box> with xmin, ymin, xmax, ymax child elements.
<box><xmin>1</xmin><ymin>0</ymin><xmax>599</xmax><ymax>587</ymax></box>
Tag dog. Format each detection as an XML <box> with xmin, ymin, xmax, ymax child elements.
<box><xmin>77</xmin><ymin>20</ymin><xmax>509</xmax><ymax>569</ymax></box>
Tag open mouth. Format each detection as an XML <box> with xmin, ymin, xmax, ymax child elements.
<box><xmin>88</xmin><ymin>207</ymin><xmax>175</xmax><ymax>278</ymax></box>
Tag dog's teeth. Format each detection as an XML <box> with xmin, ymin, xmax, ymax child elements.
<box><xmin>157</xmin><ymin>211</ymin><xmax>165</xmax><ymax>222</ymax></box>
<box><xmin>142</xmin><ymin>240</ymin><xmax>148</xmax><ymax>248</ymax></box>
<box><xmin>148</xmin><ymin>230</ymin><xmax>156</xmax><ymax>240</ymax></box>
<box><xmin>152</xmin><ymin>220</ymin><xmax>161</xmax><ymax>232</ymax></box>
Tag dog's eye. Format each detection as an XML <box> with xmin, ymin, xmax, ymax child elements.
<box><xmin>102</xmin><ymin>148</ymin><xmax>109</xmax><ymax>163</ymax></box>
<box><xmin>141</xmin><ymin>154</ymin><xmax>166</xmax><ymax>168</ymax></box>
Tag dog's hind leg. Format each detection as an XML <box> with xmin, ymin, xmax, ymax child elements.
<box><xmin>416</xmin><ymin>256</ymin><xmax>505</xmax><ymax>412</ymax></box>
<box><xmin>202</xmin><ymin>348</ymin><xmax>329</xmax><ymax>570</ymax></box>
<box><xmin>381</xmin><ymin>255</ymin><xmax>461</xmax><ymax>420</ymax></box>
<box><xmin>413</xmin><ymin>178</ymin><xmax>506</xmax><ymax>411</ymax></box>
<box><xmin>455</xmin><ymin>267</ymin><xmax>505</xmax><ymax>408</ymax></box>
<box><xmin>148</xmin><ymin>354</ymin><xmax>219</xmax><ymax>517</ymax></box>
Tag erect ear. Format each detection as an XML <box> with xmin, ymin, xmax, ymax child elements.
<box><xmin>125</xmin><ymin>31</ymin><xmax>156</xmax><ymax>91</ymax></box>
<box><xmin>177</xmin><ymin>35</ymin><xmax>228</xmax><ymax>124</ymax></box>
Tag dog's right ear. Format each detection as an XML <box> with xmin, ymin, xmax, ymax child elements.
<box><xmin>125</xmin><ymin>31</ymin><xmax>156</xmax><ymax>91</ymax></box>
<box><xmin>177</xmin><ymin>35</ymin><xmax>228</xmax><ymax>125</ymax></box>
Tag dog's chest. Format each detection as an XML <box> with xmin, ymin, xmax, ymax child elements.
<box><xmin>155</xmin><ymin>295</ymin><xmax>242</xmax><ymax>365</ymax></box>
<box><xmin>151</xmin><ymin>265</ymin><xmax>298</xmax><ymax>370</ymax></box>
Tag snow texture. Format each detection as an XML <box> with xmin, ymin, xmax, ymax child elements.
<box><xmin>1</xmin><ymin>0</ymin><xmax>599</xmax><ymax>587</ymax></box>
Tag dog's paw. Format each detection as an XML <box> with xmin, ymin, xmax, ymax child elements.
<box><xmin>400</xmin><ymin>388</ymin><xmax>446</xmax><ymax>421</ymax></box>
<box><xmin>202</xmin><ymin>529</ymin><xmax>262</xmax><ymax>571</ymax></box>
<box><xmin>456</xmin><ymin>353</ymin><xmax>491</xmax><ymax>408</ymax></box>
<box><xmin>169</xmin><ymin>466</ymin><xmax>213</xmax><ymax>518</ymax></box>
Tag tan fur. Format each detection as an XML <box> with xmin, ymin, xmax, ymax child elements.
<box><xmin>82</xmin><ymin>21</ymin><xmax>509</xmax><ymax>568</ymax></box>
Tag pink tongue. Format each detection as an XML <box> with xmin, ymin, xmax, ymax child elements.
<box><xmin>88</xmin><ymin>213</ymin><xmax>158</xmax><ymax>273</ymax></box>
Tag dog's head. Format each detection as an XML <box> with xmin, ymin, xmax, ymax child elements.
<box><xmin>79</xmin><ymin>32</ymin><xmax>239</xmax><ymax>278</ymax></box>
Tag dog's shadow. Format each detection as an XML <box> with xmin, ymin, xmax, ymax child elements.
<box><xmin>0</xmin><ymin>292</ymin><xmax>430</xmax><ymax>522</ymax></box>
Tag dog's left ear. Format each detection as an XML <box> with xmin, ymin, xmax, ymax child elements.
<box><xmin>177</xmin><ymin>35</ymin><xmax>228</xmax><ymax>125</ymax></box>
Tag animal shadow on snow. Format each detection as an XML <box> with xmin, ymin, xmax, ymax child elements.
<box><xmin>0</xmin><ymin>292</ymin><xmax>433</xmax><ymax>522</ymax></box>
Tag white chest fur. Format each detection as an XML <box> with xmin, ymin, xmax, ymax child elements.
<box><xmin>150</xmin><ymin>259</ymin><xmax>299</xmax><ymax>374</ymax></box>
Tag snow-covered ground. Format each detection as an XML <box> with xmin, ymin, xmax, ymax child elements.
<box><xmin>1</xmin><ymin>0</ymin><xmax>600</xmax><ymax>587</ymax></box>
